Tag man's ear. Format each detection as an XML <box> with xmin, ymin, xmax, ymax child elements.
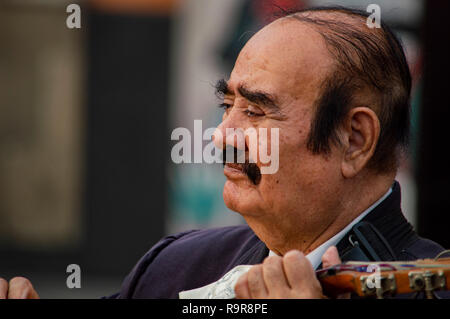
<box><xmin>340</xmin><ymin>107</ymin><xmax>380</xmax><ymax>178</ymax></box>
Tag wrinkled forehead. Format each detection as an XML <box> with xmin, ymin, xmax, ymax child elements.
<box><xmin>229</xmin><ymin>18</ymin><xmax>334</xmax><ymax>105</ymax></box>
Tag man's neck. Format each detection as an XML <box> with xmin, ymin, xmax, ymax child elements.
<box><xmin>248</xmin><ymin>175</ymin><xmax>395</xmax><ymax>256</ymax></box>
<box><xmin>303</xmin><ymin>177</ymin><xmax>394</xmax><ymax>253</ymax></box>
<box><xmin>306</xmin><ymin>186</ymin><xmax>392</xmax><ymax>268</ymax></box>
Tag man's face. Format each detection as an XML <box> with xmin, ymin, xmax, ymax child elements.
<box><xmin>214</xmin><ymin>19</ymin><xmax>346</xmax><ymax>243</ymax></box>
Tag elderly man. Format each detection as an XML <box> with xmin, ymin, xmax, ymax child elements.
<box><xmin>1</xmin><ymin>6</ymin><xmax>447</xmax><ymax>299</ymax></box>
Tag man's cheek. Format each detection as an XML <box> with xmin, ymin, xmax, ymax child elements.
<box><xmin>260</xmin><ymin>158</ymin><xmax>279</xmax><ymax>175</ymax></box>
<box><xmin>257</xmin><ymin>128</ymin><xmax>280</xmax><ymax>175</ymax></box>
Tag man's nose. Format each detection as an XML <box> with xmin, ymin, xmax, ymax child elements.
<box><xmin>213</xmin><ymin>117</ymin><xmax>246</xmax><ymax>151</ymax></box>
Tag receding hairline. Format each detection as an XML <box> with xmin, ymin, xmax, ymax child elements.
<box><xmin>280</xmin><ymin>8</ymin><xmax>388</xmax><ymax>58</ymax></box>
<box><xmin>278</xmin><ymin>8</ymin><xmax>399</xmax><ymax>103</ymax></box>
<box><xmin>282</xmin><ymin>7</ymin><xmax>375</xmax><ymax>28</ymax></box>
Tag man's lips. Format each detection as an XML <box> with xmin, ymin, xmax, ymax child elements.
<box><xmin>225</xmin><ymin>163</ymin><xmax>244</xmax><ymax>172</ymax></box>
<box><xmin>224</xmin><ymin>162</ymin><xmax>253</xmax><ymax>181</ymax></box>
<box><xmin>223</xmin><ymin>163</ymin><xmax>246</xmax><ymax>178</ymax></box>
<box><xmin>223</xmin><ymin>162</ymin><xmax>262</xmax><ymax>185</ymax></box>
<box><xmin>222</xmin><ymin>148</ymin><xmax>262</xmax><ymax>185</ymax></box>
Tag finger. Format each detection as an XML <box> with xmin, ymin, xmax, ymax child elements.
<box><xmin>283</xmin><ymin>250</ymin><xmax>315</xmax><ymax>290</ymax></box>
<box><xmin>321</xmin><ymin>246</ymin><xmax>342</xmax><ymax>268</ymax></box>
<box><xmin>234</xmin><ymin>272</ymin><xmax>251</xmax><ymax>299</ymax></box>
<box><xmin>8</xmin><ymin>277</ymin><xmax>39</xmax><ymax>299</ymax></box>
<box><xmin>247</xmin><ymin>265</ymin><xmax>268</xmax><ymax>298</ymax></box>
<box><xmin>262</xmin><ymin>256</ymin><xmax>289</xmax><ymax>293</ymax></box>
<box><xmin>0</xmin><ymin>278</ymin><xmax>8</xmax><ymax>299</ymax></box>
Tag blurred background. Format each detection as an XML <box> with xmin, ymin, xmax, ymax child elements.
<box><xmin>0</xmin><ymin>0</ymin><xmax>448</xmax><ymax>298</ymax></box>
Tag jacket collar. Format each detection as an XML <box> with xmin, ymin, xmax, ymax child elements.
<box><xmin>341</xmin><ymin>181</ymin><xmax>417</xmax><ymax>256</ymax></box>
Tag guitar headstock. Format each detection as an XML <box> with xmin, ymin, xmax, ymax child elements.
<box><xmin>317</xmin><ymin>257</ymin><xmax>450</xmax><ymax>298</ymax></box>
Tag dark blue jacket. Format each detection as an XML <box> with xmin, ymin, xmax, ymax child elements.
<box><xmin>110</xmin><ymin>182</ymin><xmax>448</xmax><ymax>299</ymax></box>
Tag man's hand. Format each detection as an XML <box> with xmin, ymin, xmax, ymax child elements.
<box><xmin>0</xmin><ymin>277</ymin><xmax>39</xmax><ymax>299</ymax></box>
<box><xmin>234</xmin><ymin>246</ymin><xmax>342</xmax><ymax>299</ymax></box>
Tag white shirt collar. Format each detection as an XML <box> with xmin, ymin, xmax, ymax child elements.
<box><xmin>268</xmin><ymin>187</ymin><xmax>393</xmax><ymax>269</ymax></box>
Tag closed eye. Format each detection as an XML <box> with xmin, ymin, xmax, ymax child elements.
<box><xmin>244</xmin><ymin>105</ymin><xmax>264</xmax><ymax>117</ymax></box>
<box><xmin>243</xmin><ymin>109</ymin><xmax>264</xmax><ymax>117</ymax></box>
<box><xmin>218</xmin><ymin>103</ymin><xmax>232</xmax><ymax>110</ymax></box>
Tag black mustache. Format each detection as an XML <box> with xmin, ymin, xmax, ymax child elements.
<box><xmin>242</xmin><ymin>162</ymin><xmax>262</xmax><ymax>185</ymax></box>
<box><xmin>222</xmin><ymin>147</ymin><xmax>261</xmax><ymax>185</ymax></box>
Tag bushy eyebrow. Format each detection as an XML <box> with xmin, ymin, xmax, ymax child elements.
<box><xmin>238</xmin><ymin>86</ymin><xmax>278</xmax><ymax>110</ymax></box>
<box><xmin>215</xmin><ymin>78</ymin><xmax>280</xmax><ymax>111</ymax></box>
<box><xmin>215</xmin><ymin>79</ymin><xmax>231</xmax><ymax>97</ymax></box>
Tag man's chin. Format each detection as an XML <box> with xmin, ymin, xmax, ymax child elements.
<box><xmin>223</xmin><ymin>180</ymin><xmax>261</xmax><ymax>215</ymax></box>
